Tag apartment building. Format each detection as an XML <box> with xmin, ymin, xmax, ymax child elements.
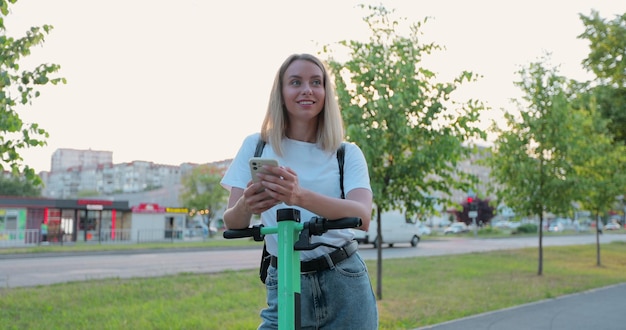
<box><xmin>42</xmin><ymin>148</ymin><xmax>201</xmax><ymax>200</ymax></box>
<box><xmin>50</xmin><ymin>148</ymin><xmax>113</xmax><ymax>173</ymax></box>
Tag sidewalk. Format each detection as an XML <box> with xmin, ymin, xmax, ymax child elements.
<box><xmin>417</xmin><ymin>282</ymin><xmax>625</xmax><ymax>330</ymax></box>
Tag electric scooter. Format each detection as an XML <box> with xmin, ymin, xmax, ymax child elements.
<box><xmin>223</xmin><ymin>208</ymin><xmax>361</xmax><ymax>330</ymax></box>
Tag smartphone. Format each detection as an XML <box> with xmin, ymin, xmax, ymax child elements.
<box><xmin>249</xmin><ymin>157</ymin><xmax>279</xmax><ymax>183</ymax></box>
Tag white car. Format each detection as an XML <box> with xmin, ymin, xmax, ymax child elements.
<box><xmin>548</xmin><ymin>223</ymin><xmax>563</xmax><ymax>232</ymax></box>
<box><xmin>417</xmin><ymin>223</ymin><xmax>432</xmax><ymax>236</ymax></box>
<box><xmin>444</xmin><ymin>222</ymin><xmax>469</xmax><ymax>234</ymax></box>
<box><xmin>354</xmin><ymin>209</ymin><xmax>422</xmax><ymax>248</ymax></box>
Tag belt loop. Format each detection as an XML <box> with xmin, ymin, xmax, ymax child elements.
<box><xmin>344</xmin><ymin>240</ymin><xmax>356</xmax><ymax>255</ymax></box>
<box><xmin>323</xmin><ymin>253</ymin><xmax>335</xmax><ymax>268</ymax></box>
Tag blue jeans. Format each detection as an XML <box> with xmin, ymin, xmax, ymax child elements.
<box><xmin>258</xmin><ymin>252</ymin><xmax>378</xmax><ymax>330</ymax></box>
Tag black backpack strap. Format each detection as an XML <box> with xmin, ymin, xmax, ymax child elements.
<box><xmin>254</xmin><ymin>137</ymin><xmax>269</xmax><ymax>283</ymax></box>
<box><xmin>254</xmin><ymin>138</ymin><xmax>266</xmax><ymax>157</ymax></box>
<box><xmin>337</xmin><ymin>143</ymin><xmax>346</xmax><ymax>199</ymax></box>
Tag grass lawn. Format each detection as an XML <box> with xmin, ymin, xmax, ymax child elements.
<box><xmin>1</xmin><ymin>240</ymin><xmax>624</xmax><ymax>329</ymax></box>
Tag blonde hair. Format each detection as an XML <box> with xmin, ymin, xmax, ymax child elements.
<box><xmin>261</xmin><ymin>53</ymin><xmax>344</xmax><ymax>156</ymax></box>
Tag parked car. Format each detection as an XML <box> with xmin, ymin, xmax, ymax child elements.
<box><xmin>491</xmin><ymin>220</ymin><xmax>510</xmax><ymax>229</ymax></box>
<box><xmin>547</xmin><ymin>223</ymin><xmax>563</xmax><ymax>232</ymax></box>
<box><xmin>444</xmin><ymin>222</ymin><xmax>469</xmax><ymax>234</ymax></box>
<box><xmin>604</xmin><ymin>222</ymin><xmax>621</xmax><ymax>230</ymax></box>
<box><xmin>417</xmin><ymin>223</ymin><xmax>432</xmax><ymax>236</ymax></box>
<box><xmin>492</xmin><ymin>220</ymin><xmax>520</xmax><ymax>230</ymax></box>
<box><xmin>354</xmin><ymin>209</ymin><xmax>422</xmax><ymax>248</ymax></box>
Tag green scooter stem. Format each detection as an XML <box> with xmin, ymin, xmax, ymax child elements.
<box><xmin>259</xmin><ymin>208</ymin><xmax>304</xmax><ymax>330</ymax></box>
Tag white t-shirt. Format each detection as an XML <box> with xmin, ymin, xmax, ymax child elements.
<box><xmin>221</xmin><ymin>132</ymin><xmax>372</xmax><ymax>260</ymax></box>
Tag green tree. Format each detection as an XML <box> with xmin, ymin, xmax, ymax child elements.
<box><xmin>456</xmin><ymin>197</ymin><xmax>494</xmax><ymax>226</ymax></box>
<box><xmin>179</xmin><ymin>164</ymin><xmax>228</xmax><ymax>237</ymax></box>
<box><xmin>0</xmin><ymin>172</ymin><xmax>41</xmax><ymax>196</ymax></box>
<box><xmin>578</xmin><ymin>10</ymin><xmax>626</xmax><ymax>144</ymax></box>
<box><xmin>486</xmin><ymin>56</ymin><xmax>586</xmax><ymax>275</ymax></box>
<box><xmin>323</xmin><ymin>5</ymin><xmax>487</xmax><ymax>299</ymax></box>
<box><xmin>569</xmin><ymin>99</ymin><xmax>626</xmax><ymax>266</ymax></box>
<box><xmin>1</xmin><ymin>0</ymin><xmax>66</xmax><ymax>185</ymax></box>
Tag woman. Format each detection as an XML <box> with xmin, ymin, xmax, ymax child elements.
<box><xmin>221</xmin><ymin>53</ymin><xmax>378</xmax><ymax>329</ymax></box>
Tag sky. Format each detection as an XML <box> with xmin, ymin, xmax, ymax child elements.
<box><xmin>5</xmin><ymin>0</ymin><xmax>626</xmax><ymax>173</ymax></box>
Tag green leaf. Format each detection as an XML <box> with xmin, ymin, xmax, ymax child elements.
<box><xmin>0</xmin><ymin>0</ymin><xmax>65</xmax><ymax>185</ymax></box>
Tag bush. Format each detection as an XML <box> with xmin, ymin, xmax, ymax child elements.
<box><xmin>513</xmin><ymin>223</ymin><xmax>537</xmax><ymax>234</ymax></box>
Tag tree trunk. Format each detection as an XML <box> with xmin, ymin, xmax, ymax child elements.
<box><xmin>538</xmin><ymin>215</ymin><xmax>543</xmax><ymax>275</ymax></box>
<box><xmin>376</xmin><ymin>209</ymin><xmax>383</xmax><ymax>300</ymax></box>
<box><xmin>595</xmin><ymin>212</ymin><xmax>601</xmax><ymax>266</ymax></box>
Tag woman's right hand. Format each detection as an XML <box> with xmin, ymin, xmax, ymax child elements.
<box><xmin>242</xmin><ymin>180</ymin><xmax>281</xmax><ymax>214</ymax></box>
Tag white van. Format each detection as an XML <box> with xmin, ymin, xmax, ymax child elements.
<box><xmin>354</xmin><ymin>209</ymin><xmax>425</xmax><ymax>248</ymax></box>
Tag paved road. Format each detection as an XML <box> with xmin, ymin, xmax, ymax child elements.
<box><xmin>417</xmin><ymin>282</ymin><xmax>626</xmax><ymax>330</ymax></box>
<box><xmin>1</xmin><ymin>233</ymin><xmax>624</xmax><ymax>288</ymax></box>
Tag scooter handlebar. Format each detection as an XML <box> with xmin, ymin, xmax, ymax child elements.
<box><xmin>223</xmin><ymin>225</ymin><xmax>264</xmax><ymax>241</ymax></box>
<box><xmin>322</xmin><ymin>217</ymin><xmax>362</xmax><ymax>230</ymax></box>
<box><xmin>222</xmin><ymin>217</ymin><xmax>361</xmax><ymax>240</ymax></box>
<box><xmin>223</xmin><ymin>228</ymin><xmax>253</xmax><ymax>239</ymax></box>
<box><xmin>306</xmin><ymin>216</ymin><xmax>362</xmax><ymax>236</ymax></box>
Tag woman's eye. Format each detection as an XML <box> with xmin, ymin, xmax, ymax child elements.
<box><xmin>312</xmin><ymin>80</ymin><xmax>322</xmax><ymax>86</ymax></box>
<box><xmin>290</xmin><ymin>80</ymin><xmax>301</xmax><ymax>86</ymax></box>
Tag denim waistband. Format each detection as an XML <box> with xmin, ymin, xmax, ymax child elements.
<box><xmin>270</xmin><ymin>240</ymin><xmax>358</xmax><ymax>273</ymax></box>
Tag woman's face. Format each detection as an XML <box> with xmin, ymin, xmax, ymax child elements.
<box><xmin>282</xmin><ymin>59</ymin><xmax>325</xmax><ymax>122</ymax></box>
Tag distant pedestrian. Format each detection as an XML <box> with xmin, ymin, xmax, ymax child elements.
<box><xmin>40</xmin><ymin>222</ymin><xmax>48</xmax><ymax>243</ymax></box>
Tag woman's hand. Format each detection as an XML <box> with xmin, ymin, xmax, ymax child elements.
<box><xmin>257</xmin><ymin>166</ymin><xmax>301</xmax><ymax>206</ymax></box>
<box><xmin>242</xmin><ymin>180</ymin><xmax>281</xmax><ymax>214</ymax></box>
